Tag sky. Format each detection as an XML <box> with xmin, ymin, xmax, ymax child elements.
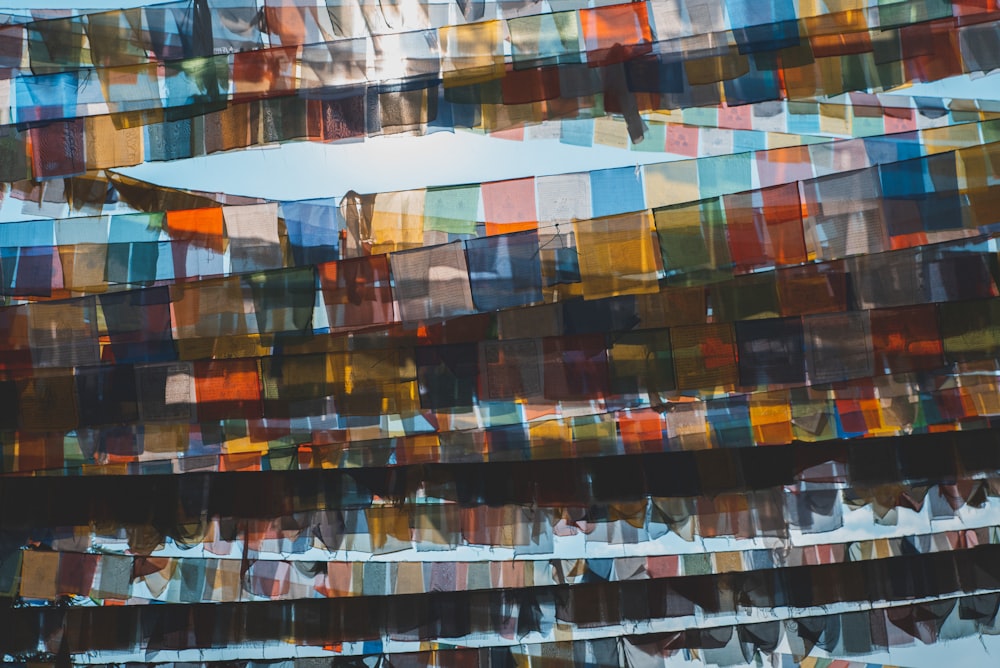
<box><xmin>116</xmin><ymin>72</ymin><xmax>1000</xmax><ymax>200</ymax></box>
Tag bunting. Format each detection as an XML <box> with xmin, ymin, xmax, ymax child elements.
<box><xmin>3</xmin><ymin>1</ymin><xmax>1000</xmax><ymax>666</ymax></box>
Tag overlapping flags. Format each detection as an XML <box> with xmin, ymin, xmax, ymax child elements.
<box><xmin>3</xmin><ymin>1</ymin><xmax>1000</xmax><ymax>665</ymax></box>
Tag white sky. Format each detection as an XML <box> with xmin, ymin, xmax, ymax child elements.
<box><xmin>112</xmin><ymin>74</ymin><xmax>1000</xmax><ymax>199</ymax></box>
<box><xmin>119</xmin><ymin>129</ymin><xmax>679</xmax><ymax>199</ymax></box>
